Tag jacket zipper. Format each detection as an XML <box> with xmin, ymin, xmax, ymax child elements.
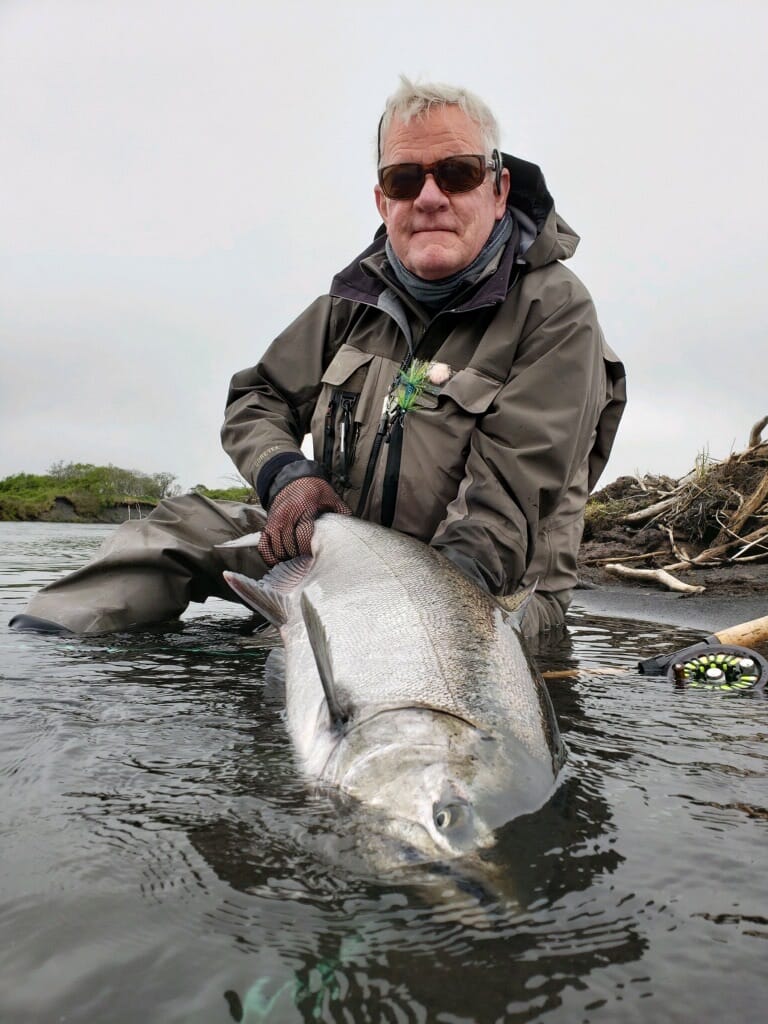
<box><xmin>380</xmin><ymin>409</ymin><xmax>404</xmax><ymax>528</ymax></box>
<box><xmin>322</xmin><ymin>391</ymin><xmax>339</xmax><ymax>473</ymax></box>
<box><xmin>355</xmin><ymin>394</ymin><xmax>390</xmax><ymax>517</ymax></box>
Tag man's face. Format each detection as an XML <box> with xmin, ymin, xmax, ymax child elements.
<box><xmin>375</xmin><ymin>105</ymin><xmax>510</xmax><ymax>281</ymax></box>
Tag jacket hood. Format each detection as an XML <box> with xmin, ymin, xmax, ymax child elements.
<box><xmin>331</xmin><ymin>153</ymin><xmax>579</xmax><ymax>304</ymax></box>
<box><xmin>501</xmin><ymin>153</ymin><xmax>580</xmax><ymax>267</ymax></box>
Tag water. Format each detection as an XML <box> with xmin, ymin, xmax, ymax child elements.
<box><xmin>1</xmin><ymin>521</ymin><xmax>766</xmax><ymax>1023</ymax></box>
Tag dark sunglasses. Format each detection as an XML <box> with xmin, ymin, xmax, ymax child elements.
<box><xmin>378</xmin><ymin>154</ymin><xmax>494</xmax><ymax>200</ymax></box>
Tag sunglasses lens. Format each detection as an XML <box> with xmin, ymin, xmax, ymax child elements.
<box><xmin>379</xmin><ymin>163</ymin><xmax>424</xmax><ymax>199</ymax></box>
<box><xmin>435</xmin><ymin>156</ymin><xmax>485</xmax><ymax>193</ymax></box>
<box><xmin>379</xmin><ymin>156</ymin><xmax>487</xmax><ymax>199</ymax></box>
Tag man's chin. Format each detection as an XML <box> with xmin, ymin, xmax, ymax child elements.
<box><xmin>405</xmin><ymin>245</ymin><xmax>465</xmax><ymax>282</ymax></box>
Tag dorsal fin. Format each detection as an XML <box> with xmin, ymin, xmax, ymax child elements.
<box><xmin>300</xmin><ymin>590</ymin><xmax>349</xmax><ymax>729</ymax></box>
<box><xmin>497</xmin><ymin>580</ymin><xmax>538</xmax><ymax>628</ymax></box>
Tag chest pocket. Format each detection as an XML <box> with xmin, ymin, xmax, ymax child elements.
<box><xmin>388</xmin><ymin>366</ymin><xmax>505</xmax><ymax>530</ymax></box>
<box><xmin>437</xmin><ymin>367</ymin><xmax>505</xmax><ymax>416</ymax></box>
<box><xmin>310</xmin><ymin>345</ymin><xmax>392</xmax><ymax>492</ymax></box>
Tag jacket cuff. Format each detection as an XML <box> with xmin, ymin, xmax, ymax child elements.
<box><xmin>255</xmin><ymin>452</ymin><xmax>305</xmax><ymax>507</ymax></box>
<box><xmin>263</xmin><ymin>458</ymin><xmax>332</xmax><ymax>509</ymax></box>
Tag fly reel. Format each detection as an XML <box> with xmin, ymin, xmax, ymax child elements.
<box><xmin>667</xmin><ymin>643</ymin><xmax>768</xmax><ymax>691</ymax></box>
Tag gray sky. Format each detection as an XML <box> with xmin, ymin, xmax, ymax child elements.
<box><xmin>2</xmin><ymin>0</ymin><xmax>766</xmax><ymax>492</ymax></box>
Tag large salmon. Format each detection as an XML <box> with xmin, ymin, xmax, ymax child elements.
<box><xmin>224</xmin><ymin>514</ymin><xmax>565</xmax><ymax>860</ymax></box>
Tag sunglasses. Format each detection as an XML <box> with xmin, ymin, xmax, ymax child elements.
<box><xmin>377</xmin><ymin>154</ymin><xmax>495</xmax><ymax>200</ymax></box>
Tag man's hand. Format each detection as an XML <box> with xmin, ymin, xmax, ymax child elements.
<box><xmin>258</xmin><ymin>476</ymin><xmax>351</xmax><ymax>566</ymax></box>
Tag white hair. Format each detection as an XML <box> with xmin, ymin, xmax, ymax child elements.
<box><xmin>377</xmin><ymin>75</ymin><xmax>500</xmax><ymax>164</ymax></box>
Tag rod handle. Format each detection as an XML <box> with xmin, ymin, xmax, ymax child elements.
<box><xmin>712</xmin><ymin>614</ymin><xmax>768</xmax><ymax>648</ymax></box>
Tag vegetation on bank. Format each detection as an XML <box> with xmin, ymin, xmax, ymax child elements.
<box><xmin>0</xmin><ymin>462</ymin><xmax>254</xmax><ymax>522</ymax></box>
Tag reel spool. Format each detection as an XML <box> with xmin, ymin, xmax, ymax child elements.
<box><xmin>667</xmin><ymin>643</ymin><xmax>768</xmax><ymax>691</ymax></box>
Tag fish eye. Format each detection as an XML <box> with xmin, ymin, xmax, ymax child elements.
<box><xmin>435</xmin><ymin>808</ymin><xmax>452</xmax><ymax>829</ymax></box>
<box><xmin>433</xmin><ymin>801</ymin><xmax>469</xmax><ymax>831</ymax></box>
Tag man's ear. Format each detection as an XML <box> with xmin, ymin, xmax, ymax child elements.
<box><xmin>374</xmin><ymin>184</ymin><xmax>389</xmax><ymax>225</ymax></box>
<box><xmin>494</xmin><ymin>168</ymin><xmax>511</xmax><ymax>216</ymax></box>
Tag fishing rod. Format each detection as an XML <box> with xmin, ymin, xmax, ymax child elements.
<box><xmin>542</xmin><ymin>613</ymin><xmax>768</xmax><ymax>691</ymax></box>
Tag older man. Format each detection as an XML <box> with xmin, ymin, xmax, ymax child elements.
<box><xmin>11</xmin><ymin>79</ymin><xmax>625</xmax><ymax>637</ymax></box>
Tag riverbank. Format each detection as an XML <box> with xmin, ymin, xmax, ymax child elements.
<box><xmin>576</xmin><ymin>509</ymin><xmax>768</xmax><ymax>634</ymax></box>
<box><xmin>578</xmin><ymin>427</ymin><xmax>768</xmax><ymax>613</ymax></box>
<box><xmin>0</xmin><ymin>463</ymin><xmax>252</xmax><ymax>523</ymax></box>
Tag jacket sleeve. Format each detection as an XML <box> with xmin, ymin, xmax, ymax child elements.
<box><xmin>430</xmin><ymin>270</ymin><xmax>616</xmax><ymax>594</ymax></box>
<box><xmin>221</xmin><ymin>295</ymin><xmax>338</xmax><ymax>502</ymax></box>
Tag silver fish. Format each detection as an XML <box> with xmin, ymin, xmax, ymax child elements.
<box><xmin>223</xmin><ymin>514</ymin><xmax>565</xmax><ymax>860</ymax></box>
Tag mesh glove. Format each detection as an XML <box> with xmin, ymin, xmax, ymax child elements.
<box><xmin>257</xmin><ymin>476</ymin><xmax>351</xmax><ymax>566</ymax></box>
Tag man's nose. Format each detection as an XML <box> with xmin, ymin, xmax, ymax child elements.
<box><xmin>414</xmin><ymin>172</ymin><xmax>449</xmax><ymax>208</ymax></box>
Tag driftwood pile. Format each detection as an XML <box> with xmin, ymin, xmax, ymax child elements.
<box><xmin>582</xmin><ymin>417</ymin><xmax>768</xmax><ymax>594</ymax></box>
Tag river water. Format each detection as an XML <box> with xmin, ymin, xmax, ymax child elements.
<box><xmin>1</xmin><ymin>521</ymin><xmax>766</xmax><ymax>1023</ymax></box>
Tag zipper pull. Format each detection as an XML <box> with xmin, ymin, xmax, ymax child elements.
<box><xmin>339</xmin><ymin>395</ymin><xmax>355</xmax><ymax>456</ymax></box>
<box><xmin>339</xmin><ymin>394</ymin><xmax>356</xmax><ymax>480</ymax></box>
<box><xmin>339</xmin><ymin>410</ymin><xmax>347</xmax><ymax>459</ymax></box>
<box><xmin>376</xmin><ymin>394</ymin><xmax>390</xmax><ymax>436</ymax></box>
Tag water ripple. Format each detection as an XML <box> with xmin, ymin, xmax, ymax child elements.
<box><xmin>2</xmin><ymin>525</ymin><xmax>767</xmax><ymax>1022</ymax></box>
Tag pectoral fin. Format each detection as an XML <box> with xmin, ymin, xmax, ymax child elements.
<box><xmin>223</xmin><ymin>570</ymin><xmax>288</xmax><ymax>627</ymax></box>
<box><xmin>300</xmin><ymin>590</ymin><xmax>350</xmax><ymax>730</ymax></box>
<box><xmin>223</xmin><ymin>556</ymin><xmax>312</xmax><ymax>627</ymax></box>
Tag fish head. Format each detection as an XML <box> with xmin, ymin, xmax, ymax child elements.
<box><xmin>324</xmin><ymin>705</ymin><xmax>562</xmax><ymax>861</ymax></box>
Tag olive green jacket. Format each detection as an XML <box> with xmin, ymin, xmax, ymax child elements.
<box><xmin>223</xmin><ymin>155</ymin><xmax>626</xmax><ymax>600</ymax></box>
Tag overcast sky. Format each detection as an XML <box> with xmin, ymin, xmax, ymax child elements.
<box><xmin>2</xmin><ymin>0</ymin><xmax>766</xmax><ymax>493</ymax></box>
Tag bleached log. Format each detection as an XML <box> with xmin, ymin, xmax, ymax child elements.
<box><xmin>621</xmin><ymin>495</ymin><xmax>679</xmax><ymax>523</ymax></box>
<box><xmin>605</xmin><ymin>563</ymin><xmax>706</xmax><ymax>594</ymax></box>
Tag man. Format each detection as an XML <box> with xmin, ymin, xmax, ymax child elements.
<box><xmin>11</xmin><ymin>78</ymin><xmax>625</xmax><ymax>637</ymax></box>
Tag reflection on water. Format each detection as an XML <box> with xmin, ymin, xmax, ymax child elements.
<box><xmin>1</xmin><ymin>522</ymin><xmax>766</xmax><ymax>1022</ymax></box>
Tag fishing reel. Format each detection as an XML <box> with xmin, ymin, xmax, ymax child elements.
<box><xmin>665</xmin><ymin>643</ymin><xmax>768</xmax><ymax>691</ymax></box>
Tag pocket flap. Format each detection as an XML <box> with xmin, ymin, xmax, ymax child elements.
<box><xmin>440</xmin><ymin>368</ymin><xmax>504</xmax><ymax>414</ymax></box>
<box><xmin>321</xmin><ymin>346</ymin><xmax>375</xmax><ymax>387</ymax></box>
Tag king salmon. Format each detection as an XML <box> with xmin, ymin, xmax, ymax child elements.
<box><xmin>223</xmin><ymin>514</ymin><xmax>565</xmax><ymax>860</ymax></box>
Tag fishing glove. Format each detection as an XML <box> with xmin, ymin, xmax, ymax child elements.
<box><xmin>258</xmin><ymin>476</ymin><xmax>351</xmax><ymax>566</ymax></box>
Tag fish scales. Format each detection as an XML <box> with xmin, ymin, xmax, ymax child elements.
<box><xmin>303</xmin><ymin>517</ymin><xmax>553</xmax><ymax>759</ymax></box>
